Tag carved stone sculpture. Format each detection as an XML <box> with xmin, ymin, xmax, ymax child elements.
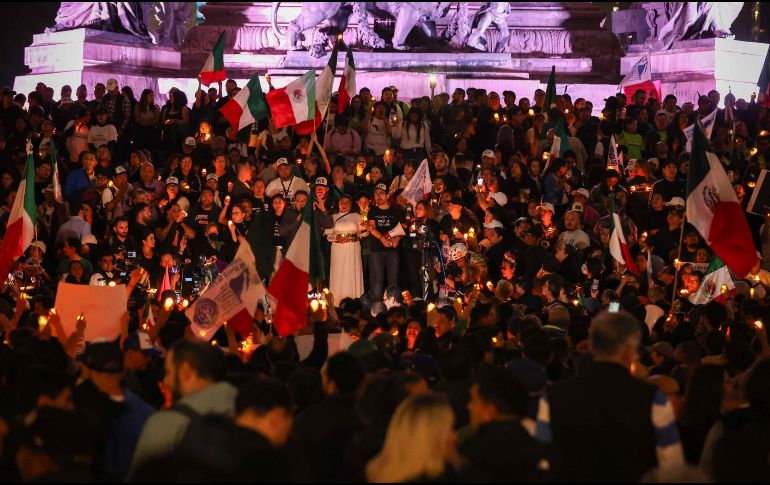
<box><xmin>151</xmin><ymin>2</ymin><xmax>192</xmax><ymax>47</ymax></box>
<box><xmin>645</xmin><ymin>2</ymin><xmax>744</xmax><ymax>51</ymax></box>
<box><xmin>270</xmin><ymin>2</ymin><xmax>453</xmax><ymax>53</ymax></box>
<box><xmin>48</xmin><ymin>2</ymin><xmax>152</xmax><ymax>40</ymax></box>
<box><xmin>466</xmin><ymin>2</ymin><xmax>511</xmax><ymax>52</ymax></box>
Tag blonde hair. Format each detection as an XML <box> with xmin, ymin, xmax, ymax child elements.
<box><xmin>366</xmin><ymin>393</ymin><xmax>454</xmax><ymax>483</ymax></box>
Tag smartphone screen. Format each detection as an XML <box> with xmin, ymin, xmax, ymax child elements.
<box><xmin>609</xmin><ymin>301</ymin><xmax>620</xmax><ymax>313</ymax></box>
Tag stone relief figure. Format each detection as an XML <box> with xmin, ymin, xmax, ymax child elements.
<box><xmin>151</xmin><ymin>2</ymin><xmax>192</xmax><ymax>47</ymax></box>
<box><xmin>645</xmin><ymin>2</ymin><xmax>744</xmax><ymax>51</ymax></box>
<box><xmin>270</xmin><ymin>2</ymin><xmax>452</xmax><ymax>54</ymax></box>
<box><xmin>48</xmin><ymin>2</ymin><xmax>152</xmax><ymax>41</ymax></box>
<box><xmin>466</xmin><ymin>2</ymin><xmax>511</xmax><ymax>52</ymax></box>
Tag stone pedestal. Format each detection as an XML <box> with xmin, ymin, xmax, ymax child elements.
<box><xmin>622</xmin><ymin>38</ymin><xmax>769</xmax><ymax>107</ymax></box>
<box><xmin>14</xmin><ymin>29</ymin><xmax>180</xmax><ymax>99</ymax></box>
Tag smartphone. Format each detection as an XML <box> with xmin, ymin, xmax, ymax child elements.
<box><xmin>609</xmin><ymin>301</ymin><xmax>620</xmax><ymax>313</ymax></box>
<box><xmin>477</xmin><ymin>178</ymin><xmax>484</xmax><ymax>186</ymax></box>
<box><xmin>127</xmin><ymin>251</ymin><xmax>137</xmax><ymax>259</ymax></box>
<box><xmin>591</xmin><ymin>279</ymin><xmax>599</xmax><ymax>292</ymax></box>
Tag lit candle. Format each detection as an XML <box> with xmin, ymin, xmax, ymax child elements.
<box><xmin>493</xmin><ymin>113</ymin><xmax>500</xmax><ymax>122</ymax></box>
<box><xmin>542</xmin><ymin>152</ymin><xmax>550</xmax><ymax>160</ymax></box>
<box><xmin>163</xmin><ymin>297</ymin><xmax>174</xmax><ymax>311</ymax></box>
<box><xmin>751</xmin><ymin>287</ymin><xmax>756</xmax><ymax>298</ymax></box>
<box><xmin>572</xmin><ymin>299</ymin><xmax>580</xmax><ymax>307</ymax></box>
<box><xmin>427</xmin><ymin>303</ymin><xmax>436</xmax><ymax>312</ymax></box>
<box><xmin>748</xmin><ymin>181</ymin><xmax>756</xmax><ymax>188</ymax></box>
<box><xmin>721</xmin><ymin>284</ymin><xmax>728</xmax><ymax>295</ymax></box>
<box><xmin>750</xmin><ymin>148</ymin><xmax>758</xmax><ymax>156</ymax></box>
<box><xmin>181</xmin><ymin>299</ymin><xmax>189</xmax><ymax>309</ymax></box>
<box><xmin>755</xmin><ymin>320</ymin><xmax>764</xmax><ymax>330</ymax></box>
<box><xmin>310</xmin><ymin>299</ymin><xmax>319</xmax><ymax>312</ymax></box>
<box><xmin>38</xmin><ymin>315</ymin><xmax>48</xmax><ymax>329</ymax></box>
<box><xmin>599</xmin><ymin>112</ymin><xmax>605</xmax><ymax>120</ymax></box>
<box><xmin>528</xmin><ymin>109</ymin><xmax>534</xmax><ymax>116</ymax></box>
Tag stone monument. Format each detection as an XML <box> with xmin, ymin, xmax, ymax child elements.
<box><xmin>13</xmin><ymin>2</ymin><xmax>768</xmax><ymax>109</ymax></box>
<box><xmin>613</xmin><ymin>2</ymin><xmax>768</xmax><ymax>106</ymax></box>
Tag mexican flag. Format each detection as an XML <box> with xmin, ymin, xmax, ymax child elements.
<box><xmin>686</xmin><ymin>120</ymin><xmax>758</xmax><ymax>277</ymax></box>
<box><xmin>609</xmin><ymin>202</ymin><xmax>642</xmax><ymax>277</ymax></box>
<box><xmin>688</xmin><ymin>256</ymin><xmax>735</xmax><ymax>305</ymax></box>
<box><xmin>268</xmin><ymin>191</ymin><xmax>326</xmax><ymax>336</ymax></box>
<box><xmin>198</xmin><ymin>32</ymin><xmax>227</xmax><ymax>86</ymax></box>
<box><xmin>337</xmin><ymin>45</ymin><xmax>356</xmax><ymax>113</ymax></box>
<box><xmin>0</xmin><ymin>150</ymin><xmax>36</xmax><ymax>279</ymax></box>
<box><xmin>219</xmin><ymin>72</ymin><xmax>269</xmax><ymax>131</ymax></box>
<box><xmin>266</xmin><ymin>69</ymin><xmax>316</xmax><ymax>129</ymax></box>
<box><xmin>295</xmin><ymin>47</ymin><xmax>338</xmax><ymax>135</ymax></box>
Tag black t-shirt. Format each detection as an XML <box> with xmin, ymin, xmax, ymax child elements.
<box><xmin>368</xmin><ymin>205</ymin><xmax>404</xmax><ymax>252</ymax></box>
<box><xmin>188</xmin><ymin>204</ymin><xmax>221</xmax><ymax>237</ymax></box>
<box><xmin>439</xmin><ymin>210</ymin><xmax>480</xmax><ymax>242</ymax></box>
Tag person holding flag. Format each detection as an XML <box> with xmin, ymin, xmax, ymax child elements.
<box><xmin>0</xmin><ymin>141</ymin><xmax>37</xmax><ymax>281</ymax></box>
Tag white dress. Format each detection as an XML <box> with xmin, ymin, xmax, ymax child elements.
<box><xmin>326</xmin><ymin>212</ymin><xmax>364</xmax><ymax>301</ymax></box>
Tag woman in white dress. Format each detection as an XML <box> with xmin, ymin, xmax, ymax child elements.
<box><xmin>326</xmin><ymin>194</ymin><xmax>366</xmax><ymax>301</ymax></box>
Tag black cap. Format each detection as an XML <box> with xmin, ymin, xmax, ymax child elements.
<box><xmin>78</xmin><ymin>341</ymin><xmax>124</xmax><ymax>373</ymax></box>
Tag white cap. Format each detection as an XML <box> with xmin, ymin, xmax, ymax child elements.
<box><xmin>206</xmin><ymin>173</ymin><xmax>218</xmax><ymax>181</ymax></box>
<box><xmin>539</xmin><ymin>202</ymin><xmax>555</xmax><ymax>213</ymax></box>
<box><xmin>488</xmin><ymin>192</ymin><xmax>507</xmax><ymax>206</ymax></box>
<box><xmin>315</xmin><ymin>176</ymin><xmax>328</xmax><ymax>187</ymax></box>
<box><xmin>665</xmin><ymin>197</ymin><xmax>685</xmax><ymax>207</ymax></box>
<box><xmin>165</xmin><ymin>176</ymin><xmax>179</xmax><ymax>185</ymax></box>
<box><xmin>184</xmin><ymin>136</ymin><xmax>196</xmax><ymax>146</ymax></box>
<box><xmin>276</xmin><ymin>157</ymin><xmax>289</xmax><ymax>166</ymax></box>
<box><xmin>483</xmin><ymin>220</ymin><xmax>504</xmax><ymax>229</ymax></box>
<box><xmin>375</xmin><ymin>183</ymin><xmax>388</xmax><ymax>193</ymax></box>
<box><xmin>572</xmin><ymin>188</ymin><xmax>589</xmax><ymax>199</ymax></box>
<box><xmin>114</xmin><ymin>165</ymin><xmax>127</xmax><ymax>175</ymax></box>
<box><xmin>481</xmin><ymin>149</ymin><xmax>495</xmax><ymax>159</ymax></box>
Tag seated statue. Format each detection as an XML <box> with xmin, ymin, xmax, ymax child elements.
<box><xmin>645</xmin><ymin>2</ymin><xmax>744</xmax><ymax>51</ymax></box>
<box><xmin>48</xmin><ymin>1</ymin><xmax>152</xmax><ymax>41</ymax></box>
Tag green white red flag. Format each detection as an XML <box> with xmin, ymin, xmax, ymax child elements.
<box><xmin>219</xmin><ymin>72</ymin><xmax>269</xmax><ymax>130</ymax></box>
<box><xmin>609</xmin><ymin>201</ymin><xmax>642</xmax><ymax>277</ymax></box>
<box><xmin>268</xmin><ymin>191</ymin><xmax>326</xmax><ymax>336</ymax></box>
<box><xmin>337</xmin><ymin>45</ymin><xmax>356</xmax><ymax>113</ymax></box>
<box><xmin>686</xmin><ymin>120</ymin><xmax>758</xmax><ymax>277</ymax></box>
<box><xmin>688</xmin><ymin>256</ymin><xmax>734</xmax><ymax>305</ymax></box>
<box><xmin>266</xmin><ymin>70</ymin><xmax>316</xmax><ymax>129</ymax></box>
<box><xmin>0</xmin><ymin>146</ymin><xmax>37</xmax><ymax>279</ymax></box>
<box><xmin>295</xmin><ymin>47</ymin><xmax>339</xmax><ymax>135</ymax></box>
<box><xmin>198</xmin><ymin>32</ymin><xmax>226</xmax><ymax>86</ymax></box>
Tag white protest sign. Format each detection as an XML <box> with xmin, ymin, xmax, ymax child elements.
<box><xmin>55</xmin><ymin>282</ymin><xmax>128</xmax><ymax>341</ymax></box>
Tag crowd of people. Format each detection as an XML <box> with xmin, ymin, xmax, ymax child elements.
<box><xmin>0</xmin><ymin>75</ymin><xmax>770</xmax><ymax>482</ymax></box>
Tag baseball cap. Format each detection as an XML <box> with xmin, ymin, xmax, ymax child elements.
<box><xmin>374</xmin><ymin>183</ymin><xmax>388</xmax><ymax>193</ymax></box>
<box><xmin>81</xmin><ymin>234</ymin><xmax>98</xmax><ymax>245</ymax></box>
<box><xmin>483</xmin><ymin>220</ymin><xmax>504</xmax><ymax>229</ymax></box>
<box><xmin>538</xmin><ymin>202</ymin><xmax>555</xmax><ymax>213</ymax></box>
<box><xmin>315</xmin><ymin>176</ymin><xmax>328</xmax><ymax>188</ymax></box>
<box><xmin>206</xmin><ymin>173</ymin><xmax>218</xmax><ymax>181</ymax></box>
<box><xmin>165</xmin><ymin>176</ymin><xmax>179</xmax><ymax>185</ymax></box>
<box><xmin>106</xmin><ymin>78</ymin><xmax>119</xmax><ymax>91</ymax></box>
<box><xmin>570</xmin><ymin>201</ymin><xmax>584</xmax><ymax>212</ymax></box>
<box><xmin>488</xmin><ymin>192</ymin><xmax>507</xmax><ymax>206</ymax></box>
<box><xmin>276</xmin><ymin>157</ymin><xmax>289</xmax><ymax>166</ymax></box>
<box><xmin>514</xmin><ymin>217</ymin><xmax>530</xmax><ymax>226</ymax></box>
<box><xmin>656</xmin><ymin>110</ymin><xmax>668</xmax><ymax>117</ymax></box>
<box><xmin>665</xmin><ymin>196</ymin><xmax>685</xmax><ymax>207</ymax></box>
<box><xmin>124</xmin><ymin>332</ymin><xmax>163</xmax><ymax>356</ymax></box>
<box><xmin>572</xmin><ymin>188</ymin><xmax>590</xmax><ymax>199</ymax></box>
<box><xmin>78</xmin><ymin>341</ymin><xmax>124</xmax><ymax>373</ymax></box>
<box><xmin>647</xmin><ymin>341</ymin><xmax>675</xmax><ymax>360</ymax></box>
<box><xmin>184</xmin><ymin>136</ymin><xmax>196</xmax><ymax>147</ymax></box>
<box><xmin>114</xmin><ymin>165</ymin><xmax>127</xmax><ymax>176</ymax></box>
<box><xmin>481</xmin><ymin>149</ymin><xmax>495</xmax><ymax>159</ymax></box>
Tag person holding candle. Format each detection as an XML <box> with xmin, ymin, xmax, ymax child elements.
<box><xmin>325</xmin><ymin>194</ymin><xmax>366</xmax><ymax>301</ymax></box>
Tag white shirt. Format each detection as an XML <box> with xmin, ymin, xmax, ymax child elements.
<box><xmin>87</xmin><ymin>124</ymin><xmax>118</xmax><ymax>148</ymax></box>
<box><xmin>364</xmin><ymin>118</ymin><xmax>392</xmax><ymax>155</ymax></box>
<box><xmin>265</xmin><ymin>175</ymin><xmax>309</xmax><ymax>201</ymax></box>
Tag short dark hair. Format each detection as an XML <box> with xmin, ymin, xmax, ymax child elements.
<box><xmin>236</xmin><ymin>378</ymin><xmax>292</xmax><ymax>416</ymax></box>
<box><xmin>65</xmin><ymin>237</ymin><xmax>81</xmax><ymax>254</ymax></box>
<box><xmin>383</xmin><ymin>285</ymin><xmax>403</xmax><ymax>304</ymax></box>
<box><xmin>69</xmin><ymin>202</ymin><xmax>83</xmax><ymax>217</ymax></box>
<box><xmin>324</xmin><ymin>352</ymin><xmax>365</xmax><ymax>394</ymax></box>
<box><xmin>170</xmin><ymin>339</ymin><xmax>226</xmax><ymax>382</ymax></box>
<box><xmin>475</xmin><ymin>366</ymin><xmax>528</xmax><ymax>417</ymax></box>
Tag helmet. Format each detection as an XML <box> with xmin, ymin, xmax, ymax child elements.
<box><xmin>449</xmin><ymin>243</ymin><xmax>468</xmax><ymax>262</ymax></box>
